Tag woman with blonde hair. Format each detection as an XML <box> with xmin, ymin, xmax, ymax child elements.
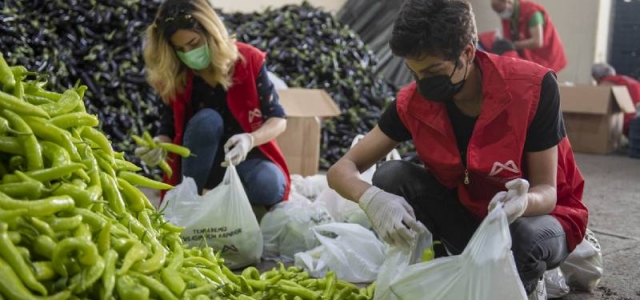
<box><xmin>138</xmin><ymin>0</ymin><xmax>291</xmax><ymax>205</ymax></box>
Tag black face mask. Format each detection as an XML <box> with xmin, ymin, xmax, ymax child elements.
<box><xmin>415</xmin><ymin>59</ymin><xmax>469</xmax><ymax>103</ymax></box>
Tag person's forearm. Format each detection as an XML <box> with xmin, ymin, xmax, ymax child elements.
<box><xmin>327</xmin><ymin>159</ymin><xmax>373</xmax><ymax>203</ymax></box>
<box><xmin>515</xmin><ymin>38</ymin><xmax>543</xmax><ymax>50</ymax></box>
<box><xmin>524</xmin><ymin>184</ymin><xmax>557</xmax><ymax>216</ymax></box>
<box><xmin>250</xmin><ymin>117</ymin><xmax>286</xmax><ymax>147</ymax></box>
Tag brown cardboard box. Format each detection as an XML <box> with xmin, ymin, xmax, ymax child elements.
<box><xmin>559</xmin><ymin>85</ymin><xmax>636</xmax><ymax>154</ymax></box>
<box><xmin>275</xmin><ymin>88</ymin><xmax>341</xmax><ymax>176</ymax></box>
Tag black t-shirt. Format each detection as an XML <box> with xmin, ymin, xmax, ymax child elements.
<box><xmin>156</xmin><ymin>64</ymin><xmax>286</xmax><ymax>188</ymax></box>
<box><xmin>378</xmin><ymin>72</ymin><xmax>565</xmax><ymax>165</ymax></box>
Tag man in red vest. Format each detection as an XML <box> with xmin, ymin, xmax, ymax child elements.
<box><xmin>491</xmin><ymin>0</ymin><xmax>567</xmax><ymax>72</ymax></box>
<box><xmin>327</xmin><ymin>0</ymin><xmax>587</xmax><ymax>298</ymax></box>
<box><xmin>592</xmin><ymin>63</ymin><xmax>640</xmax><ymax>137</ymax></box>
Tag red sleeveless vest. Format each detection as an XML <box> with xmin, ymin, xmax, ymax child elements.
<box><xmin>396</xmin><ymin>51</ymin><xmax>587</xmax><ymax>250</ymax></box>
<box><xmin>600</xmin><ymin>75</ymin><xmax>640</xmax><ymax>135</ymax></box>
<box><xmin>163</xmin><ymin>42</ymin><xmax>291</xmax><ymax>201</ymax></box>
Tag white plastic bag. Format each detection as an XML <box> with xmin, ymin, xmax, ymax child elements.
<box><xmin>290</xmin><ymin>174</ymin><xmax>328</xmax><ymax>201</ymax></box>
<box><xmin>373</xmin><ymin>231</ymin><xmax>431</xmax><ymax>300</ymax></box>
<box><xmin>315</xmin><ymin>135</ymin><xmax>400</xmax><ymax>229</ymax></box>
<box><xmin>389</xmin><ymin>206</ymin><xmax>528</xmax><ymax>300</ymax></box>
<box><xmin>161</xmin><ymin>166</ymin><xmax>263</xmax><ymax>269</ymax></box>
<box><xmin>560</xmin><ymin>228</ymin><xmax>603</xmax><ymax>292</ymax></box>
<box><xmin>545</xmin><ymin>268</ymin><xmax>570</xmax><ymax>298</ymax></box>
<box><xmin>294</xmin><ymin>223</ymin><xmax>386</xmax><ymax>283</ymax></box>
<box><xmin>160</xmin><ymin>177</ymin><xmax>200</xmax><ymax>227</ymax></box>
<box><xmin>261</xmin><ymin>193</ymin><xmax>334</xmax><ymax>262</ymax></box>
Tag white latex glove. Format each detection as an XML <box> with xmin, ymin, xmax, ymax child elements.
<box><xmin>134</xmin><ymin>137</ymin><xmax>167</xmax><ymax>167</ymax></box>
<box><xmin>488</xmin><ymin>178</ymin><xmax>530</xmax><ymax>223</ymax></box>
<box><xmin>222</xmin><ymin>133</ymin><xmax>254</xmax><ymax>167</ymax></box>
<box><xmin>359</xmin><ymin>186</ymin><xmax>428</xmax><ymax>248</ymax></box>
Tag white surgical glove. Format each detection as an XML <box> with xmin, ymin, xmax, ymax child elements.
<box><xmin>134</xmin><ymin>137</ymin><xmax>167</xmax><ymax>167</ymax></box>
<box><xmin>359</xmin><ymin>186</ymin><xmax>428</xmax><ymax>249</ymax></box>
<box><xmin>488</xmin><ymin>178</ymin><xmax>530</xmax><ymax>223</ymax></box>
<box><xmin>222</xmin><ymin>133</ymin><xmax>254</xmax><ymax>167</ymax></box>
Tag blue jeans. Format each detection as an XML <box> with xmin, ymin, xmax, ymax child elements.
<box><xmin>182</xmin><ymin>109</ymin><xmax>286</xmax><ymax>206</ymax></box>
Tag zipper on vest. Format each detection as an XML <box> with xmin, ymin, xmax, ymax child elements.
<box><xmin>464</xmin><ymin>169</ymin><xmax>470</xmax><ymax>185</ymax></box>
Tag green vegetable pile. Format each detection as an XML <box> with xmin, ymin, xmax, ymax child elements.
<box><xmin>0</xmin><ymin>53</ymin><xmax>374</xmax><ymax>300</ymax></box>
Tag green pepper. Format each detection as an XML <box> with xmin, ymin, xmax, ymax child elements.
<box><xmin>51</xmin><ymin>237</ymin><xmax>100</xmax><ymax>277</ymax></box>
<box><xmin>22</xmin><ymin>116</ymin><xmax>82</xmax><ymax>162</ymax></box>
<box><xmin>113</xmin><ymin>158</ymin><xmax>142</xmax><ymax>172</ymax></box>
<box><xmin>51</xmin><ymin>183</ymin><xmax>95</xmax><ymax>208</ymax></box>
<box><xmin>0</xmin><ymin>257</ymin><xmax>72</xmax><ymax>300</ymax></box>
<box><xmin>159</xmin><ymin>160</ymin><xmax>173</xmax><ymax>178</ymax></box>
<box><xmin>118</xmin><ymin>171</ymin><xmax>174</xmax><ymax>190</ymax></box>
<box><xmin>0</xmin><ymin>53</ymin><xmax>16</xmax><ymax>92</ymax></box>
<box><xmin>0</xmin><ymin>136</ymin><xmax>23</xmax><ymax>155</ymax></box>
<box><xmin>101</xmin><ymin>249</ymin><xmax>118</xmax><ymax>300</ymax></box>
<box><xmin>68</xmin><ymin>256</ymin><xmax>105</xmax><ymax>293</ymax></box>
<box><xmin>100</xmin><ymin>172</ymin><xmax>126</xmax><ymax>215</ymax></box>
<box><xmin>13</xmin><ymin>77</ymin><xmax>24</xmax><ymax>99</ymax></box>
<box><xmin>322</xmin><ymin>271</ymin><xmax>337</xmax><ymax>299</ymax></box>
<box><xmin>116</xmin><ymin>177</ymin><xmax>146</xmax><ymax>213</ymax></box>
<box><xmin>0</xmin><ymin>181</ymin><xmax>45</xmax><ymax>199</ymax></box>
<box><xmin>32</xmin><ymin>261</ymin><xmax>57</xmax><ymax>281</ymax></box>
<box><xmin>132</xmin><ymin>239</ymin><xmax>167</xmax><ymax>275</ymax></box>
<box><xmin>74</xmin><ymin>222</ymin><xmax>92</xmax><ymax>241</ymax></box>
<box><xmin>119</xmin><ymin>212</ymin><xmax>155</xmax><ymax>241</ymax></box>
<box><xmin>46</xmin><ymin>215</ymin><xmax>83</xmax><ymax>232</ymax></box>
<box><xmin>7</xmin><ymin>230</ymin><xmax>21</xmax><ymax>244</ymax></box>
<box><xmin>117</xmin><ymin>275</ymin><xmax>150</xmax><ymax>300</ymax></box>
<box><xmin>98</xmin><ymin>221</ymin><xmax>112</xmax><ymax>255</ymax></box>
<box><xmin>0</xmin><ymin>109</ymin><xmax>43</xmax><ymax>171</ymax></box>
<box><xmin>0</xmin><ymin>223</ymin><xmax>48</xmax><ymax>295</ymax></box>
<box><xmin>95</xmin><ymin>152</ymin><xmax>117</xmax><ymax>178</ymax></box>
<box><xmin>273</xmin><ymin>284</ymin><xmax>321</xmax><ymax>300</ymax></box>
<box><xmin>130</xmin><ymin>271</ymin><xmax>180</xmax><ymax>300</ymax></box>
<box><xmin>40</xmin><ymin>141</ymin><xmax>71</xmax><ymax>168</ymax></box>
<box><xmin>33</xmin><ymin>235</ymin><xmax>57</xmax><ymax>260</ymax></box>
<box><xmin>117</xmin><ymin>241</ymin><xmax>148</xmax><ymax>275</ymax></box>
<box><xmin>49</xmin><ymin>112</ymin><xmax>99</xmax><ymax>129</ymax></box>
<box><xmin>0</xmin><ymin>192</ymin><xmax>75</xmax><ymax>216</ymax></box>
<box><xmin>3</xmin><ymin>163</ymin><xmax>86</xmax><ymax>184</ymax></box>
<box><xmin>158</xmin><ymin>142</ymin><xmax>191</xmax><ymax>157</ymax></box>
<box><xmin>39</xmin><ymin>88</ymin><xmax>80</xmax><ymax>117</ymax></box>
<box><xmin>0</xmin><ymin>116</ymin><xmax>31</xmax><ymax>136</ymax></box>
<box><xmin>24</xmin><ymin>81</ymin><xmax>62</xmax><ymax>101</ymax></box>
<box><xmin>161</xmin><ymin>267</ymin><xmax>186</xmax><ymax>296</ymax></box>
<box><xmin>81</xmin><ymin>127</ymin><xmax>114</xmax><ymax>163</ymax></box>
<box><xmin>28</xmin><ymin>217</ymin><xmax>57</xmax><ymax>240</ymax></box>
<box><xmin>23</xmin><ymin>94</ymin><xmax>54</xmax><ymax>105</ymax></box>
<box><xmin>72</xmin><ymin>208</ymin><xmax>107</xmax><ymax>231</ymax></box>
<box><xmin>0</xmin><ymin>91</ymin><xmax>50</xmax><ymax>118</ymax></box>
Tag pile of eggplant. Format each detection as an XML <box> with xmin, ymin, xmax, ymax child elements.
<box><xmin>0</xmin><ymin>0</ymin><xmax>413</xmax><ymax>173</ymax></box>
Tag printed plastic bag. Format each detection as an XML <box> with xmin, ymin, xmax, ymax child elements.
<box><xmin>545</xmin><ymin>268</ymin><xmax>570</xmax><ymax>298</ymax></box>
<box><xmin>294</xmin><ymin>223</ymin><xmax>386</xmax><ymax>283</ymax></box>
<box><xmin>161</xmin><ymin>166</ymin><xmax>263</xmax><ymax>269</ymax></box>
<box><xmin>389</xmin><ymin>206</ymin><xmax>528</xmax><ymax>300</ymax></box>
<box><xmin>560</xmin><ymin>228</ymin><xmax>603</xmax><ymax>292</ymax></box>
<box><xmin>373</xmin><ymin>231</ymin><xmax>431</xmax><ymax>300</ymax></box>
<box><xmin>261</xmin><ymin>193</ymin><xmax>334</xmax><ymax>262</ymax></box>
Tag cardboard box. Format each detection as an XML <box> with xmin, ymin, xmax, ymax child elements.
<box><xmin>559</xmin><ymin>85</ymin><xmax>636</xmax><ymax>154</ymax></box>
<box><xmin>276</xmin><ymin>88</ymin><xmax>341</xmax><ymax>176</ymax></box>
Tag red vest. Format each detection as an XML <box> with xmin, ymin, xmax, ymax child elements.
<box><xmin>478</xmin><ymin>31</ymin><xmax>520</xmax><ymax>58</ymax></box>
<box><xmin>600</xmin><ymin>75</ymin><xmax>640</xmax><ymax>136</ymax></box>
<box><xmin>396</xmin><ymin>51</ymin><xmax>587</xmax><ymax>250</ymax></box>
<box><xmin>502</xmin><ymin>0</ymin><xmax>567</xmax><ymax>72</ymax></box>
<box><xmin>163</xmin><ymin>42</ymin><xmax>291</xmax><ymax>201</ymax></box>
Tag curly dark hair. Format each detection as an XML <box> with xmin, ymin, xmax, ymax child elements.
<box><xmin>389</xmin><ymin>0</ymin><xmax>477</xmax><ymax>61</ymax></box>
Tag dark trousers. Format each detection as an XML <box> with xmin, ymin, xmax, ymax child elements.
<box><xmin>372</xmin><ymin>161</ymin><xmax>570</xmax><ymax>294</ymax></box>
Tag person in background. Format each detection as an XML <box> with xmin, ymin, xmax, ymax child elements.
<box><xmin>139</xmin><ymin>0</ymin><xmax>291</xmax><ymax>205</ymax></box>
<box><xmin>326</xmin><ymin>0</ymin><xmax>587</xmax><ymax>298</ymax></box>
<box><xmin>592</xmin><ymin>63</ymin><xmax>640</xmax><ymax>137</ymax></box>
<box><xmin>491</xmin><ymin>0</ymin><xmax>567</xmax><ymax>72</ymax></box>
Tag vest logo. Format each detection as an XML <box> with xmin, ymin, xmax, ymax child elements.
<box><xmin>489</xmin><ymin>160</ymin><xmax>520</xmax><ymax>177</ymax></box>
<box><xmin>221</xmin><ymin>244</ymin><xmax>238</xmax><ymax>253</ymax></box>
<box><xmin>248</xmin><ymin>108</ymin><xmax>262</xmax><ymax>123</ymax></box>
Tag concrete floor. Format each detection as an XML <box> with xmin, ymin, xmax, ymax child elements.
<box><xmin>559</xmin><ymin>153</ymin><xmax>640</xmax><ymax>300</ymax></box>
<box><xmin>144</xmin><ymin>152</ymin><xmax>640</xmax><ymax>299</ymax></box>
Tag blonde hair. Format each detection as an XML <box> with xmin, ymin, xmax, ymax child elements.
<box><xmin>143</xmin><ymin>0</ymin><xmax>239</xmax><ymax>102</ymax></box>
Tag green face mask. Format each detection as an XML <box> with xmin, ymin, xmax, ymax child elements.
<box><xmin>176</xmin><ymin>44</ymin><xmax>211</xmax><ymax>70</ymax></box>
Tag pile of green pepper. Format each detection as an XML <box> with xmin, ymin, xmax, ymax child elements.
<box><xmin>0</xmin><ymin>53</ymin><xmax>374</xmax><ymax>300</ymax></box>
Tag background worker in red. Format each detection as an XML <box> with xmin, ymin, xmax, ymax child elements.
<box><xmin>326</xmin><ymin>0</ymin><xmax>587</xmax><ymax>298</ymax></box>
<box><xmin>491</xmin><ymin>0</ymin><xmax>567</xmax><ymax>72</ymax></box>
<box><xmin>592</xmin><ymin>63</ymin><xmax>640</xmax><ymax>137</ymax></box>
<box><xmin>139</xmin><ymin>0</ymin><xmax>291</xmax><ymax>205</ymax></box>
